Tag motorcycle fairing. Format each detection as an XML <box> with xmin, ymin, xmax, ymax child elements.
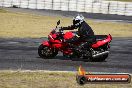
<box><xmin>42</xmin><ymin>40</ymin><xmax>63</xmax><ymax>49</ymax></box>
<box><xmin>42</xmin><ymin>41</ymin><xmax>50</xmax><ymax>46</ymax></box>
<box><xmin>92</xmin><ymin>34</ymin><xmax>112</xmax><ymax>48</ymax></box>
<box><xmin>51</xmin><ymin>40</ymin><xmax>62</xmax><ymax>48</ymax></box>
<box><xmin>63</xmin><ymin>32</ymin><xmax>75</xmax><ymax>40</ymax></box>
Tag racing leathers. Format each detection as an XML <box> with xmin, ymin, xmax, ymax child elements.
<box><xmin>62</xmin><ymin>21</ymin><xmax>96</xmax><ymax>52</ymax></box>
<box><xmin>62</xmin><ymin>21</ymin><xmax>95</xmax><ymax>42</ymax></box>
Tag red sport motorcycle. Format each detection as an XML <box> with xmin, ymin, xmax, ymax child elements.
<box><xmin>38</xmin><ymin>20</ymin><xmax>112</xmax><ymax>62</ymax></box>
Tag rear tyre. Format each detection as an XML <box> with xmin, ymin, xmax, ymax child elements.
<box><xmin>90</xmin><ymin>43</ymin><xmax>109</xmax><ymax>62</ymax></box>
<box><xmin>90</xmin><ymin>53</ymin><xmax>108</xmax><ymax>62</ymax></box>
<box><xmin>38</xmin><ymin>44</ymin><xmax>58</xmax><ymax>58</ymax></box>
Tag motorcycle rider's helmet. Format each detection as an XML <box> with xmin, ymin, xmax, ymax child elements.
<box><xmin>73</xmin><ymin>14</ymin><xmax>84</xmax><ymax>28</ymax></box>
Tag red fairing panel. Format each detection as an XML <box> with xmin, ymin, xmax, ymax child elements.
<box><xmin>92</xmin><ymin>34</ymin><xmax>112</xmax><ymax>48</ymax></box>
<box><xmin>63</xmin><ymin>32</ymin><xmax>74</xmax><ymax>40</ymax></box>
<box><xmin>42</xmin><ymin>41</ymin><xmax>50</xmax><ymax>46</ymax></box>
<box><xmin>51</xmin><ymin>34</ymin><xmax>57</xmax><ymax>39</ymax></box>
<box><xmin>52</xmin><ymin>40</ymin><xmax>62</xmax><ymax>48</ymax></box>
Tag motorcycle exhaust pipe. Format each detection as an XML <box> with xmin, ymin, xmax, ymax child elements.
<box><xmin>93</xmin><ymin>51</ymin><xmax>109</xmax><ymax>58</ymax></box>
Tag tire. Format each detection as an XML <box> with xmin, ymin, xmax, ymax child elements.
<box><xmin>76</xmin><ymin>76</ymin><xmax>87</xmax><ymax>85</ymax></box>
<box><xmin>90</xmin><ymin>53</ymin><xmax>108</xmax><ymax>62</ymax></box>
<box><xmin>38</xmin><ymin>44</ymin><xmax>58</xmax><ymax>58</ymax></box>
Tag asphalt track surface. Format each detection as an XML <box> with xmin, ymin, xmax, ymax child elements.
<box><xmin>0</xmin><ymin>38</ymin><xmax>132</xmax><ymax>73</ymax></box>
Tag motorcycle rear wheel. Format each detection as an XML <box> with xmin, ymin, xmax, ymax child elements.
<box><xmin>38</xmin><ymin>44</ymin><xmax>58</xmax><ymax>58</ymax></box>
<box><xmin>90</xmin><ymin>53</ymin><xmax>108</xmax><ymax>62</ymax></box>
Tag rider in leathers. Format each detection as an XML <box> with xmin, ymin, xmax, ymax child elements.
<box><xmin>62</xmin><ymin>15</ymin><xmax>96</xmax><ymax>52</ymax></box>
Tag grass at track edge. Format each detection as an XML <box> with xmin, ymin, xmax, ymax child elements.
<box><xmin>0</xmin><ymin>8</ymin><xmax>132</xmax><ymax>38</ymax></box>
<box><xmin>0</xmin><ymin>70</ymin><xmax>131</xmax><ymax>88</ymax></box>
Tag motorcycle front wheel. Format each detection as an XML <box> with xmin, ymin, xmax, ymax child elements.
<box><xmin>38</xmin><ymin>44</ymin><xmax>58</xmax><ymax>58</ymax></box>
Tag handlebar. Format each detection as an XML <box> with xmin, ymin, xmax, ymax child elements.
<box><xmin>56</xmin><ymin>27</ymin><xmax>64</xmax><ymax>33</ymax></box>
<box><xmin>59</xmin><ymin>27</ymin><xmax>63</xmax><ymax>33</ymax></box>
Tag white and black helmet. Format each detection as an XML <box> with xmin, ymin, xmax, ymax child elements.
<box><xmin>73</xmin><ymin>14</ymin><xmax>84</xmax><ymax>27</ymax></box>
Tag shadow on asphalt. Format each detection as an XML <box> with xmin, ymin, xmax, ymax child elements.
<box><xmin>36</xmin><ymin>56</ymin><xmax>107</xmax><ymax>62</ymax></box>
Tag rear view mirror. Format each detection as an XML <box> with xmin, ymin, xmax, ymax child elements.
<box><xmin>57</xmin><ymin>20</ymin><xmax>60</xmax><ymax>25</ymax></box>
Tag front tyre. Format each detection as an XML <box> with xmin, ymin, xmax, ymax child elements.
<box><xmin>38</xmin><ymin>44</ymin><xmax>58</xmax><ymax>58</ymax></box>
